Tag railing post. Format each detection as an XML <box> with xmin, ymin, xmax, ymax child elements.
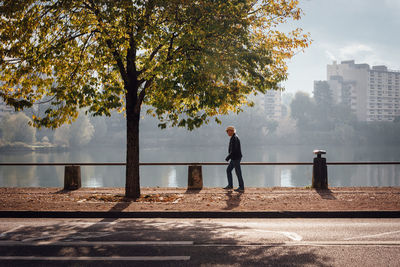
<box><xmin>64</xmin><ymin>165</ymin><xmax>81</xmax><ymax>190</ymax></box>
<box><xmin>312</xmin><ymin>150</ymin><xmax>328</xmax><ymax>189</ymax></box>
<box><xmin>187</xmin><ymin>165</ymin><xmax>203</xmax><ymax>190</ymax></box>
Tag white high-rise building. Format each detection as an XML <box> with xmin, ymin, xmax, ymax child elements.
<box><xmin>326</xmin><ymin>60</ymin><xmax>400</xmax><ymax>122</ymax></box>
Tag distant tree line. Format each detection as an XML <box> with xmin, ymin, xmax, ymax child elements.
<box><xmin>1</xmin><ymin>89</ymin><xmax>400</xmax><ymax>149</ymax></box>
<box><xmin>0</xmin><ymin>113</ymin><xmax>36</xmax><ymax>146</ymax></box>
<box><xmin>289</xmin><ymin>91</ymin><xmax>400</xmax><ymax>146</ymax></box>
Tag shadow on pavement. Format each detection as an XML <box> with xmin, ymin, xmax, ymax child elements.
<box><xmin>184</xmin><ymin>189</ymin><xmax>202</xmax><ymax>194</ymax></box>
<box><xmin>0</xmin><ymin>216</ymin><xmax>332</xmax><ymax>266</ymax></box>
<box><xmin>52</xmin><ymin>189</ymin><xmax>70</xmax><ymax>194</ymax></box>
<box><xmin>316</xmin><ymin>188</ymin><xmax>337</xmax><ymax>200</ymax></box>
<box><xmin>108</xmin><ymin>201</ymin><xmax>132</xmax><ymax>212</ymax></box>
<box><xmin>223</xmin><ymin>190</ymin><xmax>242</xmax><ymax>210</ymax></box>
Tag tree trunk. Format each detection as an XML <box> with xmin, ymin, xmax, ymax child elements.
<box><xmin>125</xmin><ymin>85</ymin><xmax>141</xmax><ymax>198</ymax></box>
<box><xmin>126</xmin><ymin>110</ymin><xmax>140</xmax><ymax>198</ymax></box>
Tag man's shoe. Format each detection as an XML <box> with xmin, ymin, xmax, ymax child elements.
<box><xmin>234</xmin><ymin>187</ymin><xmax>244</xmax><ymax>192</ymax></box>
<box><xmin>223</xmin><ymin>186</ymin><xmax>233</xmax><ymax>189</ymax></box>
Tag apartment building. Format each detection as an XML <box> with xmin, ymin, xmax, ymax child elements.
<box><xmin>368</xmin><ymin>65</ymin><xmax>400</xmax><ymax>121</ymax></box>
<box><xmin>325</xmin><ymin>60</ymin><xmax>400</xmax><ymax>122</ymax></box>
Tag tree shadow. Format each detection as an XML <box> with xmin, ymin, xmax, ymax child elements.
<box><xmin>0</xmin><ymin>195</ymin><xmax>333</xmax><ymax>266</ymax></box>
<box><xmin>316</xmin><ymin>188</ymin><xmax>337</xmax><ymax>200</ymax></box>
<box><xmin>108</xmin><ymin>201</ymin><xmax>132</xmax><ymax>212</ymax></box>
<box><xmin>53</xmin><ymin>189</ymin><xmax>69</xmax><ymax>194</ymax></box>
<box><xmin>223</xmin><ymin>190</ymin><xmax>242</xmax><ymax>210</ymax></box>
<box><xmin>184</xmin><ymin>189</ymin><xmax>202</xmax><ymax>194</ymax></box>
<box><xmin>0</xmin><ymin>216</ymin><xmax>334</xmax><ymax>267</ymax></box>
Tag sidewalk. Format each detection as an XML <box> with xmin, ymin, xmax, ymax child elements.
<box><xmin>1</xmin><ymin>187</ymin><xmax>400</xmax><ymax>218</ymax></box>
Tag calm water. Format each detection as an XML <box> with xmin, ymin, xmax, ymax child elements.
<box><xmin>0</xmin><ymin>145</ymin><xmax>399</xmax><ymax>187</ymax></box>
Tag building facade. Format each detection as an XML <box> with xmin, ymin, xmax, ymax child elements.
<box><xmin>323</xmin><ymin>60</ymin><xmax>400</xmax><ymax>122</ymax></box>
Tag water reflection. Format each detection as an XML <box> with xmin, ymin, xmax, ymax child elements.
<box><xmin>0</xmin><ymin>145</ymin><xmax>399</xmax><ymax>187</ymax></box>
<box><xmin>168</xmin><ymin>167</ymin><xmax>177</xmax><ymax>187</ymax></box>
<box><xmin>329</xmin><ymin>164</ymin><xmax>400</xmax><ymax>187</ymax></box>
<box><xmin>281</xmin><ymin>169</ymin><xmax>292</xmax><ymax>187</ymax></box>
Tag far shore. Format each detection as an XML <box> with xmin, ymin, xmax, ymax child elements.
<box><xmin>0</xmin><ymin>143</ymin><xmax>67</xmax><ymax>152</ymax></box>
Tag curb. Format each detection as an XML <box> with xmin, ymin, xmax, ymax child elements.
<box><xmin>1</xmin><ymin>211</ymin><xmax>400</xmax><ymax>219</ymax></box>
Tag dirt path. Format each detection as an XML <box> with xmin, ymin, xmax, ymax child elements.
<box><xmin>1</xmin><ymin>187</ymin><xmax>400</xmax><ymax>212</ymax></box>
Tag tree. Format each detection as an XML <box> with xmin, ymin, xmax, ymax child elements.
<box><xmin>0</xmin><ymin>0</ymin><xmax>310</xmax><ymax>198</ymax></box>
<box><xmin>313</xmin><ymin>81</ymin><xmax>333</xmax><ymax>109</ymax></box>
<box><xmin>313</xmin><ymin>80</ymin><xmax>334</xmax><ymax>130</ymax></box>
<box><xmin>290</xmin><ymin>91</ymin><xmax>315</xmax><ymax>131</ymax></box>
<box><xmin>0</xmin><ymin>113</ymin><xmax>36</xmax><ymax>144</ymax></box>
<box><xmin>265</xmin><ymin>119</ymin><xmax>279</xmax><ymax>135</ymax></box>
<box><xmin>54</xmin><ymin>112</ymin><xmax>95</xmax><ymax>147</ymax></box>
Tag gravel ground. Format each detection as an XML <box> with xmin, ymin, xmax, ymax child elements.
<box><xmin>1</xmin><ymin>187</ymin><xmax>399</xmax><ymax>212</ymax></box>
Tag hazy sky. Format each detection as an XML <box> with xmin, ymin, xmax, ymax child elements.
<box><xmin>281</xmin><ymin>0</ymin><xmax>400</xmax><ymax>95</ymax></box>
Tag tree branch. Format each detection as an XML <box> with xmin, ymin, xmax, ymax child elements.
<box><xmin>166</xmin><ymin>32</ymin><xmax>178</xmax><ymax>61</ymax></box>
<box><xmin>126</xmin><ymin>13</ymin><xmax>137</xmax><ymax>83</ymax></box>
<box><xmin>68</xmin><ymin>31</ymin><xmax>95</xmax><ymax>83</ymax></box>
<box><xmin>138</xmin><ymin>31</ymin><xmax>178</xmax><ymax>75</ymax></box>
<box><xmin>149</xmin><ymin>43</ymin><xmax>164</xmax><ymax>63</ymax></box>
<box><xmin>87</xmin><ymin>0</ymin><xmax>128</xmax><ymax>84</ymax></box>
<box><xmin>136</xmin><ymin>0</ymin><xmax>155</xmax><ymax>38</ymax></box>
<box><xmin>136</xmin><ymin>79</ymin><xmax>153</xmax><ymax>113</ymax></box>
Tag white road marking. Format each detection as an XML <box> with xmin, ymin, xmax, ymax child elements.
<box><xmin>294</xmin><ymin>241</ymin><xmax>400</xmax><ymax>247</ymax></box>
<box><xmin>69</xmin><ymin>221</ymin><xmax>119</xmax><ymax>226</ymax></box>
<box><xmin>193</xmin><ymin>241</ymin><xmax>400</xmax><ymax>247</ymax></box>
<box><xmin>0</xmin><ymin>225</ymin><xmax>23</xmax><ymax>238</ymax></box>
<box><xmin>206</xmin><ymin>221</ymin><xmax>304</xmax><ymax>241</ymax></box>
<box><xmin>237</xmin><ymin>229</ymin><xmax>303</xmax><ymax>241</ymax></box>
<box><xmin>21</xmin><ymin>230</ymin><xmax>178</xmax><ymax>242</ymax></box>
<box><xmin>254</xmin><ymin>230</ymin><xmax>303</xmax><ymax>241</ymax></box>
<box><xmin>20</xmin><ymin>222</ymin><xmax>127</xmax><ymax>242</ymax></box>
<box><xmin>22</xmin><ymin>231</ymin><xmax>114</xmax><ymax>242</ymax></box>
<box><xmin>0</xmin><ymin>240</ymin><xmax>193</xmax><ymax>246</ymax></box>
<box><xmin>0</xmin><ymin>256</ymin><xmax>190</xmax><ymax>261</ymax></box>
<box><xmin>344</xmin><ymin>230</ymin><xmax>400</xmax><ymax>241</ymax></box>
<box><xmin>2</xmin><ymin>240</ymin><xmax>399</xmax><ymax>248</ymax></box>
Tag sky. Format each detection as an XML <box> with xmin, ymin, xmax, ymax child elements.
<box><xmin>281</xmin><ymin>0</ymin><xmax>400</xmax><ymax>95</ymax></box>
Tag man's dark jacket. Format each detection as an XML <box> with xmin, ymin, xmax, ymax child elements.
<box><xmin>226</xmin><ymin>133</ymin><xmax>243</xmax><ymax>161</ymax></box>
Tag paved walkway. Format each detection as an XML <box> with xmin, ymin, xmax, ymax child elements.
<box><xmin>1</xmin><ymin>187</ymin><xmax>399</xmax><ymax>217</ymax></box>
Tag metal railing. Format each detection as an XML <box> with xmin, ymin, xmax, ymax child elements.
<box><xmin>1</xmin><ymin>161</ymin><xmax>400</xmax><ymax>166</ymax></box>
<box><xmin>1</xmin><ymin>161</ymin><xmax>399</xmax><ymax>190</ymax></box>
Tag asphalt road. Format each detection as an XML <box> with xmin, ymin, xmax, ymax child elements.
<box><xmin>0</xmin><ymin>218</ymin><xmax>400</xmax><ymax>266</ymax></box>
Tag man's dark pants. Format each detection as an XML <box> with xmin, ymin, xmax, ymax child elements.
<box><xmin>227</xmin><ymin>159</ymin><xmax>244</xmax><ymax>189</ymax></box>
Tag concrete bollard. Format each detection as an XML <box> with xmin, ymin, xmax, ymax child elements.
<box><xmin>64</xmin><ymin>165</ymin><xmax>81</xmax><ymax>190</ymax></box>
<box><xmin>312</xmin><ymin>150</ymin><xmax>328</xmax><ymax>189</ymax></box>
<box><xmin>187</xmin><ymin>165</ymin><xmax>203</xmax><ymax>190</ymax></box>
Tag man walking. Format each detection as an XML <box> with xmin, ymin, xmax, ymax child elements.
<box><xmin>224</xmin><ymin>126</ymin><xmax>244</xmax><ymax>192</ymax></box>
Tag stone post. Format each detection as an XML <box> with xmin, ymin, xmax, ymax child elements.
<box><xmin>187</xmin><ymin>165</ymin><xmax>203</xmax><ymax>190</ymax></box>
<box><xmin>312</xmin><ymin>150</ymin><xmax>328</xmax><ymax>189</ymax></box>
<box><xmin>64</xmin><ymin>165</ymin><xmax>81</xmax><ymax>190</ymax></box>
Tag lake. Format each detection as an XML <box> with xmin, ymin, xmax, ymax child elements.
<box><xmin>0</xmin><ymin>144</ymin><xmax>399</xmax><ymax>187</ymax></box>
